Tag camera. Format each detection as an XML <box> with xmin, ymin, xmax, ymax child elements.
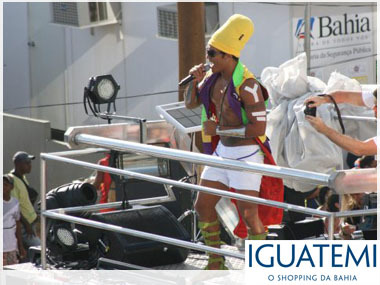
<box><xmin>304</xmin><ymin>102</ymin><xmax>317</xmax><ymax>117</ymax></box>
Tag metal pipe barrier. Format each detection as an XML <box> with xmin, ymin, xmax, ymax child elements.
<box><xmin>41</xmin><ymin>153</ymin><xmax>333</xmax><ymax>217</ymax></box>
<box><xmin>44</xmin><ymin>211</ymin><xmax>244</xmax><ymax>260</ymax></box>
<box><xmin>267</xmin><ymin>109</ymin><xmax>376</xmax><ymax>122</ymax></box>
<box><xmin>335</xmin><ymin>208</ymin><xmax>378</xmax><ymax>218</ymax></box>
<box><xmin>338</xmin><ymin>115</ymin><xmax>377</xmax><ymax>122</ymax></box>
<box><xmin>40</xmin><ymin>147</ymin><xmax>377</xmax><ymax>269</ymax></box>
<box><xmin>73</xmin><ymin>133</ymin><xmax>331</xmax><ymax>187</ymax></box>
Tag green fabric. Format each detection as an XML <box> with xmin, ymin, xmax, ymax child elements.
<box><xmin>232</xmin><ymin>60</ymin><xmax>245</xmax><ymax>87</ymax></box>
<box><xmin>248</xmin><ymin>232</ymin><xmax>268</xmax><ymax>240</ymax></box>
<box><xmin>198</xmin><ymin>220</ymin><xmax>220</xmax><ymax>230</ymax></box>
<box><xmin>201</xmin><ymin>105</ymin><xmax>208</xmax><ymax>124</ymax></box>
<box><xmin>198</xmin><ymin>220</ymin><xmax>224</xmax><ymax>247</ymax></box>
<box><xmin>202</xmin><ymin>230</ymin><xmax>221</xmax><ymax>238</ymax></box>
<box><xmin>232</xmin><ymin>61</ymin><xmax>250</xmax><ymax>125</ymax></box>
<box><xmin>200</xmin><ymin>60</ymin><xmax>267</xmax><ymax>143</ymax></box>
<box><xmin>9</xmin><ymin>174</ymin><xmax>37</xmax><ymax>224</ymax></box>
<box><xmin>204</xmin><ymin>240</ymin><xmax>224</xmax><ymax>246</ymax></box>
<box><xmin>204</xmin><ymin>257</ymin><xmax>229</xmax><ymax>270</ymax></box>
<box><xmin>241</xmin><ymin>109</ymin><xmax>249</xmax><ymax>125</ymax></box>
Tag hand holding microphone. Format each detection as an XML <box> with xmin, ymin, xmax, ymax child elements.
<box><xmin>179</xmin><ymin>63</ymin><xmax>211</xmax><ymax>87</ymax></box>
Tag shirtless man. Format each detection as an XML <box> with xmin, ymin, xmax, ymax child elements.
<box><xmin>184</xmin><ymin>14</ymin><xmax>268</xmax><ymax>269</ymax></box>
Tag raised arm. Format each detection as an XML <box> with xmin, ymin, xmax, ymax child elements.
<box><xmin>184</xmin><ymin>63</ymin><xmax>207</xmax><ymax>109</ymax></box>
<box><xmin>305</xmin><ymin>90</ymin><xmax>366</xmax><ymax>108</ymax></box>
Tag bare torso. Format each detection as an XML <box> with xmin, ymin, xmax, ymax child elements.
<box><xmin>211</xmin><ymin>75</ymin><xmax>258</xmax><ymax>146</ymax></box>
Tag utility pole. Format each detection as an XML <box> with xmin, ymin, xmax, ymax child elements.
<box><xmin>177</xmin><ymin>2</ymin><xmax>205</xmax><ymax>101</ymax></box>
<box><xmin>177</xmin><ymin>3</ymin><xmax>205</xmax><ymax>154</ymax></box>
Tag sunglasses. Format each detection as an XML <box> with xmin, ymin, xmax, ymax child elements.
<box><xmin>207</xmin><ymin>48</ymin><xmax>224</xmax><ymax>58</ymax></box>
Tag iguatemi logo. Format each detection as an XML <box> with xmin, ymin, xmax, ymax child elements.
<box><xmin>295</xmin><ymin>17</ymin><xmax>315</xmax><ymax>39</ymax></box>
<box><xmin>245</xmin><ymin>241</ymin><xmax>378</xmax><ymax>284</ymax></box>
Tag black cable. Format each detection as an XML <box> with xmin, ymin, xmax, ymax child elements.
<box><xmin>4</xmin><ymin>89</ymin><xmax>179</xmax><ymax>112</ymax></box>
<box><xmin>4</xmin><ymin>51</ymin><xmax>377</xmax><ymax>112</ymax></box>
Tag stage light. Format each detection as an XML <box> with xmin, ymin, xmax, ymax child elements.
<box><xmin>54</xmin><ymin>224</ymin><xmax>77</xmax><ymax>250</ymax></box>
<box><xmin>86</xmin><ymin>75</ymin><xmax>120</xmax><ymax>104</ymax></box>
<box><xmin>45</xmin><ymin>182</ymin><xmax>97</xmax><ymax>210</ymax></box>
<box><xmin>83</xmin><ymin>75</ymin><xmax>120</xmax><ymax>118</ymax></box>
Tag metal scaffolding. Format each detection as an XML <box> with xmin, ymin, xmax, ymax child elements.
<box><xmin>40</xmin><ymin>136</ymin><xmax>377</xmax><ymax>269</ymax></box>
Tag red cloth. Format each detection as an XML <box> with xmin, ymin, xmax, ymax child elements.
<box><xmin>98</xmin><ymin>154</ymin><xmax>114</xmax><ymax>213</ymax></box>
<box><xmin>99</xmin><ymin>154</ymin><xmax>112</xmax><ymax>204</ymax></box>
<box><xmin>231</xmin><ymin>139</ymin><xmax>284</xmax><ymax>238</ymax></box>
<box><xmin>230</xmin><ymin>196</ymin><xmax>248</xmax><ymax>238</ymax></box>
<box><xmin>255</xmin><ymin>138</ymin><xmax>284</xmax><ymax>227</ymax></box>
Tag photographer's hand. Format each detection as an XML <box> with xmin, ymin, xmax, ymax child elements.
<box><xmin>306</xmin><ymin>115</ymin><xmax>329</xmax><ymax>134</ymax></box>
<box><xmin>304</xmin><ymin>95</ymin><xmax>329</xmax><ymax>108</ymax></box>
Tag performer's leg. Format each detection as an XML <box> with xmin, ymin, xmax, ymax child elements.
<box><xmin>235</xmin><ymin>190</ymin><xmax>267</xmax><ymax>240</ymax></box>
<box><xmin>195</xmin><ymin>179</ymin><xmax>228</xmax><ymax>270</ymax></box>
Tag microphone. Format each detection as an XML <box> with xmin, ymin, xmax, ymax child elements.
<box><xmin>178</xmin><ymin>63</ymin><xmax>211</xmax><ymax>87</ymax></box>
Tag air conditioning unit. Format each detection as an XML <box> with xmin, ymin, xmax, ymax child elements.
<box><xmin>157</xmin><ymin>3</ymin><xmax>219</xmax><ymax>39</ymax></box>
<box><xmin>51</xmin><ymin>2</ymin><xmax>121</xmax><ymax>29</ymax></box>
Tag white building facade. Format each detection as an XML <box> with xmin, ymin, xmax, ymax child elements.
<box><xmin>3</xmin><ymin>2</ymin><xmax>377</xmax><ymax>131</ymax></box>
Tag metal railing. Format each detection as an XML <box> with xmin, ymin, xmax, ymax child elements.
<box><xmin>40</xmin><ymin>137</ymin><xmax>377</xmax><ymax>269</ymax></box>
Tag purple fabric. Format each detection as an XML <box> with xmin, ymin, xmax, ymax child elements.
<box><xmin>199</xmin><ymin>73</ymin><xmax>217</xmax><ymax>117</ymax></box>
<box><xmin>202</xmin><ymin>143</ymin><xmax>214</xmax><ymax>155</ymax></box>
<box><xmin>199</xmin><ymin>73</ymin><xmax>243</xmax><ymax>123</ymax></box>
<box><xmin>263</xmin><ymin>138</ymin><xmax>272</xmax><ymax>154</ymax></box>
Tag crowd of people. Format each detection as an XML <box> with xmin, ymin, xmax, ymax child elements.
<box><xmin>3</xmin><ymin>151</ymin><xmax>40</xmax><ymax>266</ymax></box>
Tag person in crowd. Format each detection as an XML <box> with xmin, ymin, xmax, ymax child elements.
<box><xmin>339</xmin><ymin>193</ymin><xmax>365</xmax><ymax>239</ymax></box>
<box><xmin>316</xmin><ymin>186</ymin><xmax>332</xmax><ymax>211</ymax></box>
<box><xmin>9</xmin><ymin>151</ymin><xmax>41</xmax><ymax>251</ymax></box>
<box><xmin>324</xmin><ymin>193</ymin><xmax>341</xmax><ymax>234</ymax></box>
<box><xmin>185</xmin><ymin>14</ymin><xmax>270</xmax><ymax>269</ymax></box>
<box><xmin>339</xmin><ymin>154</ymin><xmax>377</xmax><ymax>239</ymax></box>
<box><xmin>354</xmin><ymin>155</ymin><xmax>376</xmax><ymax>169</ymax></box>
<box><xmin>305</xmin><ymin>89</ymin><xmax>377</xmax><ymax>156</ymax></box>
<box><xmin>312</xmin><ymin>187</ymin><xmax>341</xmax><ymax>235</ymax></box>
<box><xmin>3</xmin><ymin>174</ymin><xmax>26</xmax><ymax>265</ymax></box>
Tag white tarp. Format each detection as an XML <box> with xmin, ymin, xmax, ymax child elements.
<box><xmin>261</xmin><ymin>53</ymin><xmax>376</xmax><ymax>193</ymax></box>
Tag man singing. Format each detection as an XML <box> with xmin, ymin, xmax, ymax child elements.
<box><xmin>185</xmin><ymin>14</ymin><xmax>269</xmax><ymax>270</ymax></box>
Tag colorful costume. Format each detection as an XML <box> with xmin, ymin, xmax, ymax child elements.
<box><xmin>194</xmin><ymin>14</ymin><xmax>283</xmax><ymax>270</ymax></box>
<box><xmin>199</xmin><ymin>61</ymin><xmax>284</xmax><ymax>229</ymax></box>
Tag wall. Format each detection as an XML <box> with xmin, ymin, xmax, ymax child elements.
<box><xmin>3</xmin><ymin>2</ymin><xmax>294</xmax><ymax>130</ymax></box>
<box><xmin>3</xmin><ymin>114</ymin><xmax>102</xmax><ymax>196</ymax></box>
<box><xmin>3</xmin><ymin>2</ymin><xmax>377</xmax><ymax>132</ymax></box>
<box><xmin>3</xmin><ymin>2</ymin><xmax>31</xmax><ymax>118</ymax></box>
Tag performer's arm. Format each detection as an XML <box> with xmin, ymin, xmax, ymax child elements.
<box><xmin>240</xmin><ymin>79</ymin><xmax>266</xmax><ymax>138</ymax></box>
<box><xmin>184</xmin><ymin>81</ymin><xmax>201</xmax><ymax>109</ymax></box>
<box><xmin>184</xmin><ymin>64</ymin><xmax>207</xmax><ymax>109</ymax></box>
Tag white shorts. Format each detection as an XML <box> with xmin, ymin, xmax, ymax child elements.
<box><xmin>200</xmin><ymin>142</ymin><xmax>264</xmax><ymax>191</ymax></box>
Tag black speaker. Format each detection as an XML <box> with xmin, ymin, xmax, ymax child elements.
<box><xmin>79</xmin><ymin>205</ymin><xmax>190</xmax><ymax>268</ymax></box>
<box><xmin>268</xmin><ymin>218</ymin><xmax>324</xmax><ymax>240</ymax></box>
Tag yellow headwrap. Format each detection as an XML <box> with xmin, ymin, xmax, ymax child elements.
<box><xmin>208</xmin><ymin>14</ymin><xmax>254</xmax><ymax>58</ymax></box>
